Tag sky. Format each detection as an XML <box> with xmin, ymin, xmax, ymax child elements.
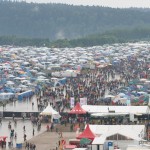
<box><xmin>25</xmin><ymin>0</ymin><xmax>150</xmax><ymax>8</ymax></box>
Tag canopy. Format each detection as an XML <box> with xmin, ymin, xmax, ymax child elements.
<box><xmin>40</xmin><ymin>105</ymin><xmax>61</xmax><ymax>119</ymax></box>
<box><xmin>80</xmin><ymin>138</ymin><xmax>92</xmax><ymax>145</ymax></box>
<box><xmin>82</xmin><ymin>105</ymin><xmax>149</xmax><ymax>114</ymax></box>
<box><xmin>91</xmin><ymin>112</ymin><xmax>129</xmax><ymax>117</ymax></box>
<box><xmin>77</xmin><ymin>124</ymin><xmax>95</xmax><ymax>140</ymax></box>
<box><xmin>69</xmin><ymin>102</ymin><xmax>87</xmax><ymax>114</ymax></box>
<box><xmin>89</xmin><ymin>125</ymin><xmax>145</xmax><ymax>141</ymax></box>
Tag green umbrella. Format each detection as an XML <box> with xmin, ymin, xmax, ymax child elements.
<box><xmin>80</xmin><ymin>138</ymin><xmax>92</xmax><ymax>145</ymax></box>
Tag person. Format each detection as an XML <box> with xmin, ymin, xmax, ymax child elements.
<box><xmin>33</xmin><ymin>144</ymin><xmax>36</xmax><ymax>150</ymax></box>
<box><xmin>46</xmin><ymin>125</ymin><xmax>49</xmax><ymax>132</ymax></box>
<box><xmin>50</xmin><ymin>123</ymin><xmax>53</xmax><ymax>132</ymax></box>
<box><xmin>8</xmin><ymin>121</ymin><xmax>11</xmax><ymax>129</ymax></box>
<box><xmin>25</xmin><ymin>142</ymin><xmax>28</xmax><ymax>149</ymax></box>
<box><xmin>15</xmin><ymin>132</ymin><xmax>17</xmax><ymax>139</ymax></box>
<box><xmin>32</xmin><ymin>102</ymin><xmax>34</xmax><ymax>107</ymax></box>
<box><xmin>12</xmin><ymin>113</ymin><xmax>15</xmax><ymax>120</ymax></box>
<box><xmin>0</xmin><ymin>118</ymin><xmax>2</xmax><ymax>125</ymax></box>
<box><xmin>14</xmin><ymin>119</ymin><xmax>17</xmax><ymax>126</ymax></box>
<box><xmin>24</xmin><ymin>134</ymin><xmax>27</xmax><ymax>141</ymax></box>
<box><xmin>30</xmin><ymin>143</ymin><xmax>33</xmax><ymax>150</ymax></box>
<box><xmin>23</xmin><ymin>125</ymin><xmax>26</xmax><ymax>132</ymax></box>
<box><xmin>33</xmin><ymin>128</ymin><xmax>35</xmax><ymax>136</ymax></box>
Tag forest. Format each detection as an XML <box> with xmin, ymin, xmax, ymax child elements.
<box><xmin>0</xmin><ymin>27</ymin><xmax>150</xmax><ymax>47</ymax></box>
<box><xmin>0</xmin><ymin>1</ymin><xmax>150</xmax><ymax>41</ymax></box>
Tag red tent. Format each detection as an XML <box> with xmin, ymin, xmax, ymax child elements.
<box><xmin>69</xmin><ymin>102</ymin><xmax>87</xmax><ymax>114</ymax></box>
<box><xmin>77</xmin><ymin>124</ymin><xmax>95</xmax><ymax>140</ymax></box>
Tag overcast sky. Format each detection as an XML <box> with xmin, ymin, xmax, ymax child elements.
<box><xmin>25</xmin><ymin>0</ymin><xmax>150</xmax><ymax>8</ymax></box>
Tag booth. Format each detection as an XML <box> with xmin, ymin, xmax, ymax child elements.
<box><xmin>40</xmin><ymin>105</ymin><xmax>61</xmax><ymax>122</ymax></box>
<box><xmin>69</xmin><ymin>139</ymin><xmax>80</xmax><ymax>145</ymax></box>
<box><xmin>0</xmin><ymin>136</ymin><xmax>7</xmax><ymax>148</ymax></box>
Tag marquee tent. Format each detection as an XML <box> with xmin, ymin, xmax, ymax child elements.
<box><xmin>91</xmin><ymin>112</ymin><xmax>128</xmax><ymax>117</ymax></box>
<box><xmin>40</xmin><ymin>105</ymin><xmax>61</xmax><ymax>119</ymax></box>
<box><xmin>82</xmin><ymin>105</ymin><xmax>149</xmax><ymax>115</ymax></box>
<box><xmin>69</xmin><ymin>102</ymin><xmax>87</xmax><ymax>114</ymax></box>
<box><xmin>89</xmin><ymin>125</ymin><xmax>145</xmax><ymax>141</ymax></box>
<box><xmin>77</xmin><ymin>124</ymin><xmax>95</xmax><ymax>140</ymax></box>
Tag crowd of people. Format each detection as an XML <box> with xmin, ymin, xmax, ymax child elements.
<box><xmin>0</xmin><ymin>49</ymin><xmax>150</xmax><ymax>149</ymax></box>
<box><xmin>39</xmin><ymin>56</ymin><xmax>149</xmax><ymax>111</ymax></box>
<box><xmin>25</xmin><ymin>142</ymin><xmax>36</xmax><ymax>150</ymax></box>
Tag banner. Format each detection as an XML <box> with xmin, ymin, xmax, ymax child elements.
<box><xmin>127</xmin><ymin>99</ymin><xmax>131</xmax><ymax>106</ymax></box>
<box><xmin>70</xmin><ymin>97</ymin><xmax>75</xmax><ymax>108</ymax></box>
<box><xmin>130</xmin><ymin>113</ymin><xmax>134</xmax><ymax>122</ymax></box>
<box><xmin>80</xmin><ymin>97</ymin><xmax>87</xmax><ymax>106</ymax></box>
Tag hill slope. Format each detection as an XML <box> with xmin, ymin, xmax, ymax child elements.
<box><xmin>0</xmin><ymin>1</ymin><xmax>150</xmax><ymax>40</ymax></box>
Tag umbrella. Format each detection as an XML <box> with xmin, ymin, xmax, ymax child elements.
<box><xmin>80</xmin><ymin>138</ymin><xmax>92</xmax><ymax>145</ymax></box>
<box><xmin>140</xmin><ymin>78</ymin><xmax>147</xmax><ymax>81</ymax></box>
<box><xmin>6</xmin><ymin>81</ymin><xmax>15</xmax><ymax>85</ymax></box>
<box><xmin>105</xmin><ymin>95</ymin><xmax>115</xmax><ymax>98</ymax></box>
<box><xmin>118</xmin><ymin>93</ymin><xmax>126</xmax><ymax>97</ymax></box>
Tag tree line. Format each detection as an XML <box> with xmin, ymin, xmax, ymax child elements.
<box><xmin>0</xmin><ymin>27</ymin><xmax>150</xmax><ymax>47</ymax></box>
<box><xmin>0</xmin><ymin>1</ymin><xmax>150</xmax><ymax>40</ymax></box>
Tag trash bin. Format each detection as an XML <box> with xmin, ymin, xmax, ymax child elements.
<box><xmin>16</xmin><ymin>143</ymin><xmax>22</xmax><ymax>149</ymax></box>
<box><xmin>108</xmin><ymin>141</ymin><xmax>113</xmax><ymax>147</ymax></box>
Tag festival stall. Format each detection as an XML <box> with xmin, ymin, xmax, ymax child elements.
<box><xmin>40</xmin><ymin>105</ymin><xmax>61</xmax><ymax>123</ymax></box>
<box><xmin>69</xmin><ymin>102</ymin><xmax>87</xmax><ymax>115</ymax></box>
<box><xmin>0</xmin><ymin>136</ymin><xmax>7</xmax><ymax>148</ymax></box>
<box><xmin>77</xmin><ymin>124</ymin><xmax>95</xmax><ymax>140</ymax></box>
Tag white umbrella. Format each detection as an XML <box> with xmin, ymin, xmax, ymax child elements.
<box><xmin>7</xmin><ymin>81</ymin><xmax>15</xmax><ymax>85</ymax></box>
<box><xmin>140</xmin><ymin>78</ymin><xmax>147</xmax><ymax>81</ymax></box>
<box><xmin>14</xmin><ymin>67</ymin><xmax>21</xmax><ymax>70</ymax></box>
<box><xmin>37</xmin><ymin>78</ymin><xmax>49</xmax><ymax>81</ymax></box>
<box><xmin>23</xmin><ymin>62</ymin><xmax>30</xmax><ymax>65</ymax></box>
<box><xmin>38</xmin><ymin>75</ymin><xmax>46</xmax><ymax>79</ymax></box>
<box><xmin>118</xmin><ymin>93</ymin><xmax>126</xmax><ymax>97</ymax></box>
<box><xmin>19</xmin><ymin>85</ymin><xmax>28</xmax><ymax>88</ymax></box>
<box><xmin>8</xmin><ymin>75</ymin><xmax>15</xmax><ymax>78</ymax></box>
<box><xmin>105</xmin><ymin>95</ymin><xmax>115</xmax><ymax>98</ymax></box>
<box><xmin>37</xmin><ymin>72</ymin><xmax>46</xmax><ymax>75</ymax></box>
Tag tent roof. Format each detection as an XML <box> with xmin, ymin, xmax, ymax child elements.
<box><xmin>40</xmin><ymin>105</ymin><xmax>59</xmax><ymax>116</ymax></box>
<box><xmin>89</xmin><ymin>125</ymin><xmax>145</xmax><ymax>141</ymax></box>
<box><xmin>92</xmin><ymin>135</ymin><xmax>106</xmax><ymax>145</ymax></box>
<box><xmin>77</xmin><ymin>124</ymin><xmax>95</xmax><ymax>140</ymax></box>
<box><xmin>82</xmin><ymin>105</ymin><xmax>149</xmax><ymax>114</ymax></box>
<box><xmin>69</xmin><ymin>102</ymin><xmax>87</xmax><ymax>114</ymax></box>
<box><xmin>126</xmin><ymin>146</ymin><xmax>150</xmax><ymax>150</ymax></box>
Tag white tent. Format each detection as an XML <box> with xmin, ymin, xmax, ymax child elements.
<box><xmin>89</xmin><ymin>125</ymin><xmax>145</xmax><ymax>141</ymax></box>
<box><xmin>126</xmin><ymin>146</ymin><xmax>150</xmax><ymax>150</ymax></box>
<box><xmin>82</xmin><ymin>105</ymin><xmax>149</xmax><ymax>115</ymax></box>
<box><xmin>40</xmin><ymin>105</ymin><xmax>61</xmax><ymax>120</ymax></box>
<box><xmin>91</xmin><ymin>112</ymin><xmax>128</xmax><ymax>117</ymax></box>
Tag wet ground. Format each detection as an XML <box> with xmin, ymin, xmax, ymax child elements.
<box><xmin>0</xmin><ymin>118</ymin><xmax>46</xmax><ymax>149</ymax></box>
<box><xmin>0</xmin><ymin>95</ymin><xmax>46</xmax><ymax>149</ymax></box>
<box><xmin>0</xmin><ymin>95</ymin><xmax>39</xmax><ymax>112</ymax></box>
